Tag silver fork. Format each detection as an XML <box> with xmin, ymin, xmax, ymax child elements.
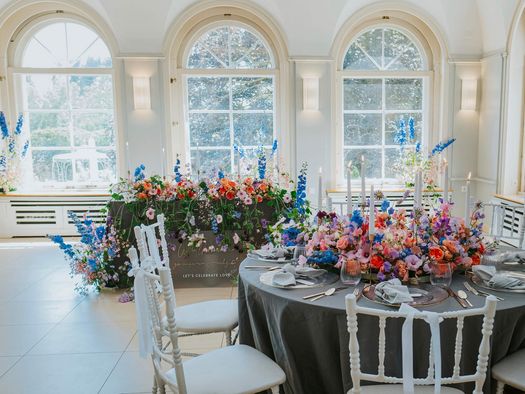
<box><xmin>464</xmin><ymin>281</ymin><xmax>504</xmax><ymax>301</ymax></box>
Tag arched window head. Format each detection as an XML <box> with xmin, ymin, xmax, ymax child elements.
<box><xmin>187</xmin><ymin>25</ymin><xmax>273</xmax><ymax>69</ymax></box>
<box><xmin>22</xmin><ymin>21</ymin><xmax>112</xmax><ymax>68</ymax></box>
<box><xmin>343</xmin><ymin>27</ymin><xmax>424</xmax><ymax>71</ymax></box>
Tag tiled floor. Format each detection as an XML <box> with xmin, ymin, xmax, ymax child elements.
<box><xmin>0</xmin><ymin>241</ymin><xmax>237</xmax><ymax>393</ymax></box>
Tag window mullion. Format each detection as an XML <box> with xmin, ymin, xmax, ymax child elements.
<box><xmin>229</xmin><ymin>76</ymin><xmax>234</xmax><ymax>174</ymax></box>
<box><xmin>382</xmin><ymin>77</ymin><xmax>386</xmax><ymax>181</ymax></box>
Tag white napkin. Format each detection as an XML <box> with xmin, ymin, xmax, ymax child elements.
<box><xmin>271</xmin><ymin>271</ymin><xmax>297</xmax><ymax>286</ymax></box>
<box><xmin>473</xmin><ymin>265</ymin><xmax>525</xmax><ymax>289</ymax></box>
<box><xmin>375</xmin><ymin>278</ymin><xmax>414</xmax><ymax>304</ymax></box>
<box><xmin>482</xmin><ymin>251</ymin><xmax>525</xmax><ymax>265</ymax></box>
<box><xmin>252</xmin><ymin>248</ymin><xmax>288</xmax><ymax>259</ymax></box>
<box><xmin>282</xmin><ymin>263</ymin><xmax>325</xmax><ymax>278</ymax></box>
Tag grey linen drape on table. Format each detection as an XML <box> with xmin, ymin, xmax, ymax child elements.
<box><xmin>238</xmin><ymin>258</ymin><xmax>525</xmax><ymax>394</ymax></box>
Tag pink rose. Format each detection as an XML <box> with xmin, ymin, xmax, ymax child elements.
<box><xmin>336</xmin><ymin>237</ymin><xmax>349</xmax><ymax>250</ymax></box>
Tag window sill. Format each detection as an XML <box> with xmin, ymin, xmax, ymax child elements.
<box><xmin>0</xmin><ymin>191</ymin><xmax>110</xmax><ymax>198</ymax></box>
<box><xmin>494</xmin><ymin>194</ymin><xmax>525</xmax><ymax>205</ymax></box>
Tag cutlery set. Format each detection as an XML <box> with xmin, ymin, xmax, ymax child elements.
<box><xmin>448</xmin><ymin>282</ymin><xmax>504</xmax><ymax>308</ymax></box>
<box><xmin>302</xmin><ymin>286</ymin><xmax>360</xmax><ymax>302</ymax></box>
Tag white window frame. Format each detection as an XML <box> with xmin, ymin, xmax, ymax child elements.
<box><xmin>8</xmin><ymin>15</ymin><xmax>119</xmax><ymax>191</ymax></box>
<box><xmin>334</xmin><ymin>23</ymin><xmax>433</xmax><ymax>188</ymax></box>
<box><xmin>180</xmin><ymin>21</ymin><xmax>278</xmax><ymax>176</ymax></box>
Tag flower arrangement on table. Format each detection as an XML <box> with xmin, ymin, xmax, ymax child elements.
<box><xmin>302</xmin><ymin>195</ymin><xmax>487</xmax><ymax>283</ymax></box>
<box><xmin>0</xmin><ymin>112</ymin><xmax>29</xmax><ymax>193</ymax></box>
<box><xmin>392</xmin><ymin>117</ymin><xmax>455</xmax><ymax>192</ymax></box>
<box><xmin>52</xmin><ymin>141</ymin><xmax>309</xmax><ymax>293</ymax></box>
<box><xmin>49</xmin><ymin>212</ymin><xmax>130</xmax><ymax>293</ymax></box>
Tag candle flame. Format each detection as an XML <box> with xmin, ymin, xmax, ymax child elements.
<box><xmin>443</xmin><ymin>158</ymin><xmax>448</xmax><ymax>165</ymax></box>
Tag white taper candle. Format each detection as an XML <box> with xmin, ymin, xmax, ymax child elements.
<box><xmin>347</xmin><ymin>161</ymin><xmax>352</xmax><ymax>215</ymax></box>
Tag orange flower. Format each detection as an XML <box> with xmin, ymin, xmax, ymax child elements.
<box><xmin>259</xmin><ymin>183</ymin><xmax>268</xmax><ymax>192</ymax></box>
<box><xmin>225</xmin><ymin>190</ymin><xmax>235</xmax><ymax>200</ymax></box>
<box><xmin>244</xmin><ymin>177</ymin><xmax>253</xmax><ymax>185</ymax></box>
<box><xmin>442</xmin><ymin>240</ymin><xmax>457</xmax><ymax>254</ymax></box>
<box><xmin>370</xmin><ymin>255</ymin><xmax>384</xmax><ymax>269</ymax></box>
<box><xmin>246</xmin><ymin>186</ymin><xmax>255</xmax><ymax>194</ymax></box>
<box><xmin>471</xmin><ymin>254</ymin><xmax>481</xmax><ymax>265</ymax></box>
<box><xmin>429</xmin><ymin>246</ymin><xmax>445</xmax><ymax>261</ymax></box>
<box><xmin>256</xmin><ymin>195</ymin><xmax>263</xmax><ymax>203</ymax></box>
<box><xmin>137</xmin><ymin>192</ymin><xmax>147</xmax><ymax>200</ymax></box>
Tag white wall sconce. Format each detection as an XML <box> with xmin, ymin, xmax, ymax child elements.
<box><xmin>133</xmin><ymin>76</ymin><xmax>151</xmax><ymax>110</ymax></box>
<box><xmin>460</xmin><ymin>79</ymin><xmax>478</xmax><ymax>111</ymax></box>
<box><xmin>302</xmin><ymin>77</ymin><xmax>319</xmax><ymax>111</ymax></box>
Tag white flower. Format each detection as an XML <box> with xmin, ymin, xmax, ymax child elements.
<box><xmin>233</xmin><ymin>233</ymin><xmax>240</xmax><ymax>244</ymax></box>
<box><xmin>216</xmin><ymin>215</ymin><xmax>223</xmax><ymax>224</ymax></box>
<box><xmin>283</xmin><ymin>193</ymin><xmax>292</xmax><ymax>203</ymax></box>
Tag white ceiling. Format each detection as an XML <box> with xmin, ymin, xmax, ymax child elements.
<box><xmin>0</xmin><ymin>0</ymin><xmax>521</xmax><ymax>57</ymax></box>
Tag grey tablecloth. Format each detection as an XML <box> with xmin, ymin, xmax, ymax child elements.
<box><xmin>238</xmin><ymin>258</ymin><xmax>525</xmax><ymax>394</ymax></box>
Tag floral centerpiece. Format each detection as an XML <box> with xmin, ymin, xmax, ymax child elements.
<box><xmin>303</xmin><ymin>195</ymin><xmax>487</xmax><ymax>283</ymax></box>
<box><xmin>0</xmin><ymin>112</ymin><xmax>29</xmax><ymax>193</ymax></box>
<box><xmin>49</xmin><ymin>212</ymin><xmax>130</xmax><ymax>293</ymax></box>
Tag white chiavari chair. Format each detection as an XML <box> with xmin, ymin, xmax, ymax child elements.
<box><xmin>492</xmin><ymin>348</ymin><xmax>525</xmax><ymax>393</ymax></box>
<box><xmin>133</xmin><ymin>214</ymin><xmax>238</xmax><ymax>352</ymax></box>
<box><xmin>345</xmin><ymin>293</ymin><xmax>498</xmax><ymax>393</ymax></box>
<box><xmin>483</xmin><ymin>201</ymin><xmax>525</xmax><ymax>249</ymax></box>
<box><xmin>129</xmin><ymin>246</ymin><xmax>286</xmax><ymax>394</ymax></box>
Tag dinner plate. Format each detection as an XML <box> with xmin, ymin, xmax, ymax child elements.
<box><xmin>362</xmin><ymin>283</ymin><xmax>449</xmax><ymax>307</ymax></box>
<box><xmin>470</xmin><ymin>273</ymin><xmax>525</xmax><ymax>293</ymax></box>
<box><xmin>259</xmin><ymin>270</ymin><xmax>339</xmax><ymax>289</ymax></box>
<box><xmin>247</xmin><ymin>254</ymin><xmax>292</xmax><ymax>263</ymax></box>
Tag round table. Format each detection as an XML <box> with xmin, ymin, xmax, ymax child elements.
<box><xmin>238</xmin><ymin>257</ymin><xmax>525</xmax><ymax>394</ymax></box>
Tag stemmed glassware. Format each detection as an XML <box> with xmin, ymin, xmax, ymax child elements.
<box><xmin>430</xmin><ymin>262</ymin><xmax>452</xmax><ymax>287</ymax></box>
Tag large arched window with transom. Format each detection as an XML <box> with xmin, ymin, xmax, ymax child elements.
<box><xmin>13</xmin><ymin>20</ymin><xmax>116</xmax><ymax>189</ymax></box>
<box><xmin>340</xmin><ymin>26</ymin><xmax>429</xmax><ymax>184</ymax></box>
<box><xmin>183</xmin><ymin>24</ymin><xmax>276</xmax><ymax>177</ymax></box>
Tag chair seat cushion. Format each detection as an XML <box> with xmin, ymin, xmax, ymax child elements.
<box><xmin>492</xmin><ymin>348</ymin><xmax>525</xmax><ymax>390</ymax></box>
<box><xmin>171</xmin><ymin>299</ymin><xmax>238</xmax><ymax>333</ymax></box>
<box><xmin>166</xmin><ymin>344</ymin><xmax>285</xmax><ymax>394</ymax></box>
<box><xmin>359</xmin><ymin>385</ymin><xmax>462</xmax><ymax>393</ymax></box>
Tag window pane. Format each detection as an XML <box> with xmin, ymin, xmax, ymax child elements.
<box><xmin>344</xmin><ymin>79</ymin><xmax>382</xmax><ymax>110</ymax></box>
<box><xmin>28</xmin><ymin>112</ymin><xmax>70</xmax><ymax>147</ymax></box>
<box><xmin>233</xmin><ymin>113</ymin><xmax>273</xmax><ymax>146</ymax></box>
<box><xmin>385</xmin><ymin>79</ymin><xmax>422</xmax><ymax>110</ymax></box>
<box><xmin>354</xmin><ymin>29</ymin><xmax>382</xmax><ymax>67</ymax></box>
<box><xmin>343</xmin><ymin>27</ymin><xmax>424</xmax><ymax>71</ymax></box>
<box><xmin>388</xmin><ymin>43</ymin><xmax>423</xmax><ymax>71</ymax></box>
<box><xmin>229</xmin><ymin>27</ymin><xmax>272</xmax><ymax>69</ymax></box>
<box><xmin>385</xmin><ymin>113</ymin><xmax>423</xmax><ymax>144</ymax></box>
<box><xmin>22</xmin><ymin>22</ymin><xmax>111</xmax><ymax>68</ymax></box>
<box><xmin>187</xmin><ymin>77</ymin><xmax>229</xmax><ymax>110</ymax></box>
<box><xmin>232</xmin><ymin>77</ymin><xmax>273</xmax><ymax>110</ymax></box>
<box><xmin>344</xmin><ymin>148</ymin><xmax>382</xmax><ymax>179</ymax></box>
<box><xmin>73</xmin><ymin>112</ymin><xmax>114</xmax><ymax>147</ymax></box>
<box><xmin>97</xmin><ymin>149</ymin><xmax>116</xmax><ymax>182</ymax></box>
<box><xmin>187</xmin><ymin>25</ymin><xmax>273</xmax><ymax>69</ymax></box>
<box><xmin>344</xmin><ymin>114</ymin><xmax>381</xmax><ymax>146</ymax></box>
<box><xmin>191</xmin><ymin>149</ymin><xmax>231</xmax><ymax>177</ymax></box>
<box><xmin>25</xmin><ymin>75</ymin><xmax>67</xmax><ymax>110</ymax></box>
<box><xmin>189</xmin><ymin>113</ymin><xmax>230</xmax><ymax>147</ymax></box>
<box><xmin>70</xmin><ymin>75</ymin><xmax>114</xmax><ymax>109</ymax></box>
<box><xmin>343</xmin><ymin>44</ymin><xmax>378</xmax><ymax>70</ymax></box>
<box><xmin>385</xmin><ymin>148</ymin><xmax>403</xmax><ymax>179</ymax></box>
<box><xmin>32</xmin><ymin>150</ymin><xmax>71</xmax><ymax>182</ymax></box>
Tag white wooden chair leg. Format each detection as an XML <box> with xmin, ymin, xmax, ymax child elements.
<box><xmin>152</xmin><ymin>374</ymin><xmax>158</xmax><ymax>394</ymax></box>
<box><xmin>495</xmin><ymin>381</ymin><xmax>505</xmax><ymax>394</ymax></box>
<box><xmin>225</xmin><ymin>330</ymin><xmax>232</xmax><ymax>346</ymax></box>
<box><xmin>270</xmin><ymin>385</ymin><xmax>280</xmax><ymax>394</ymax></box>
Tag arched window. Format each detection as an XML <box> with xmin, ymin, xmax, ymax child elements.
<box><xmin>14</xmin><ymin>20</ymin><xmax>116</xmax><ymax>189</ymax></box>
<box><xmin>183</xmin><ymin>24</ymin><xmax>276</xmax><ymax>177</ymax></box>
<box><xmin>340</xmin><ymin>26</ymin><xmax>429</xmax><ymax>184</ymax></box>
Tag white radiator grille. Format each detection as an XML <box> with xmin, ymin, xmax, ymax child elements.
<box><xmin>0</xmin><ymin>196</ymin><xmax>109</xmax><ymax>238</ymax></box>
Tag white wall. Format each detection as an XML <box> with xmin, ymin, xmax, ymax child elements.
<box><xmin>0</xmin><ymin>0</ymin><xmax>522</xmax><ymax>204</ymax></box>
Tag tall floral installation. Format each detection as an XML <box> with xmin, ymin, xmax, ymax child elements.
<box><xmin>0</xmin><ymin>112</ymin><xmax>29</xmax><ymax>193</ymax></box>
<box><xmin>51</xmin><ymin>140</ymin><xmax>309</xmax><ymax>293</ymax></box>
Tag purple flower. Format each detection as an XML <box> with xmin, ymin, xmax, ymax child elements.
<box><xmin>405</xmin><ymin>255</ymin><xmax>422</xmax><ymax>270</ymax></box>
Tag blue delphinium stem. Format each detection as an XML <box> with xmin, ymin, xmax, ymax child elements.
<box><xmin>14</xmin><ymin>114</ymin><xmax>23</xmax><ymax>135</ymax></box>
<box><xmin>133</xmin><ymin>164</ymin><xmax>146</xmax><ymax>181</ymax></box>
<box><xmin>173</xmin><ymin>156</ymin><xmax>182</xmax><ymax>182</ymax></box>
<box><xmin>395</xmin><ymin>118</ymin><xmax>407</xmax><ymax>147</ymax></box>
<box><xmin>0</xmin><ymin>112</ymin><xmax>8</xmax><ymax>140</ymax></box>
<box><xmin>408</xmin><ymin>117</ymin><xmax>415</xmax><ymax>141</ymax></box>
<box><xmin>294</xmin><ymin>163</ymin><xmax>308</xmax><ymax>214</ymax></box>
<box><xmin>257</xmin><ymin>146</ymin><xmax>266</xmax><ymax>180</ymax></box>
<box><xmin>431</xmin><ymin>138</ymin><xmax>456</xmax><ymax>156</ymax></box>
<box><xmin>271</xmin><ymin>139</ymin><xmax>278</xmax><ymax>156</ymax></box>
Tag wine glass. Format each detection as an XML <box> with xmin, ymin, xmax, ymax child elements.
<box><xmin>293</xmin><ymin>245</ymin><xmax>307</xmax><ymax>265</ymax></box>
<box><xmin>340</xmin><ymin>258</ymin><xmax>362</xmax><ymax>285</ymax></box>
<box><xmin>430</xmin><ymin>262</ymin><xmax>452</xmax><ymax>287</ymax></box>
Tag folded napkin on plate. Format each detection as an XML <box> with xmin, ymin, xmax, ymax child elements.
<box><xmin>251</xmin><ymin>248</ymin><xmax>289</xmax><ymax>259</ymax></box>
<box><xmin>375</xmin><ymin>278</ymin><xmax>414</xmax><ymax>304</ymax></box>
<box><xmin>268</xmin><ymin>263</ymin><xmax>325</xmax><ymax>286</ymax></box>
<box><xmin>482</xmin><ymin>251</ymin><xmax>525</xmax><ymax>265</ymax></box>
<box><xmin>472</xmin><ymin>265</ymin><xmax>525</xmax><ymax>289</ymax></box>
